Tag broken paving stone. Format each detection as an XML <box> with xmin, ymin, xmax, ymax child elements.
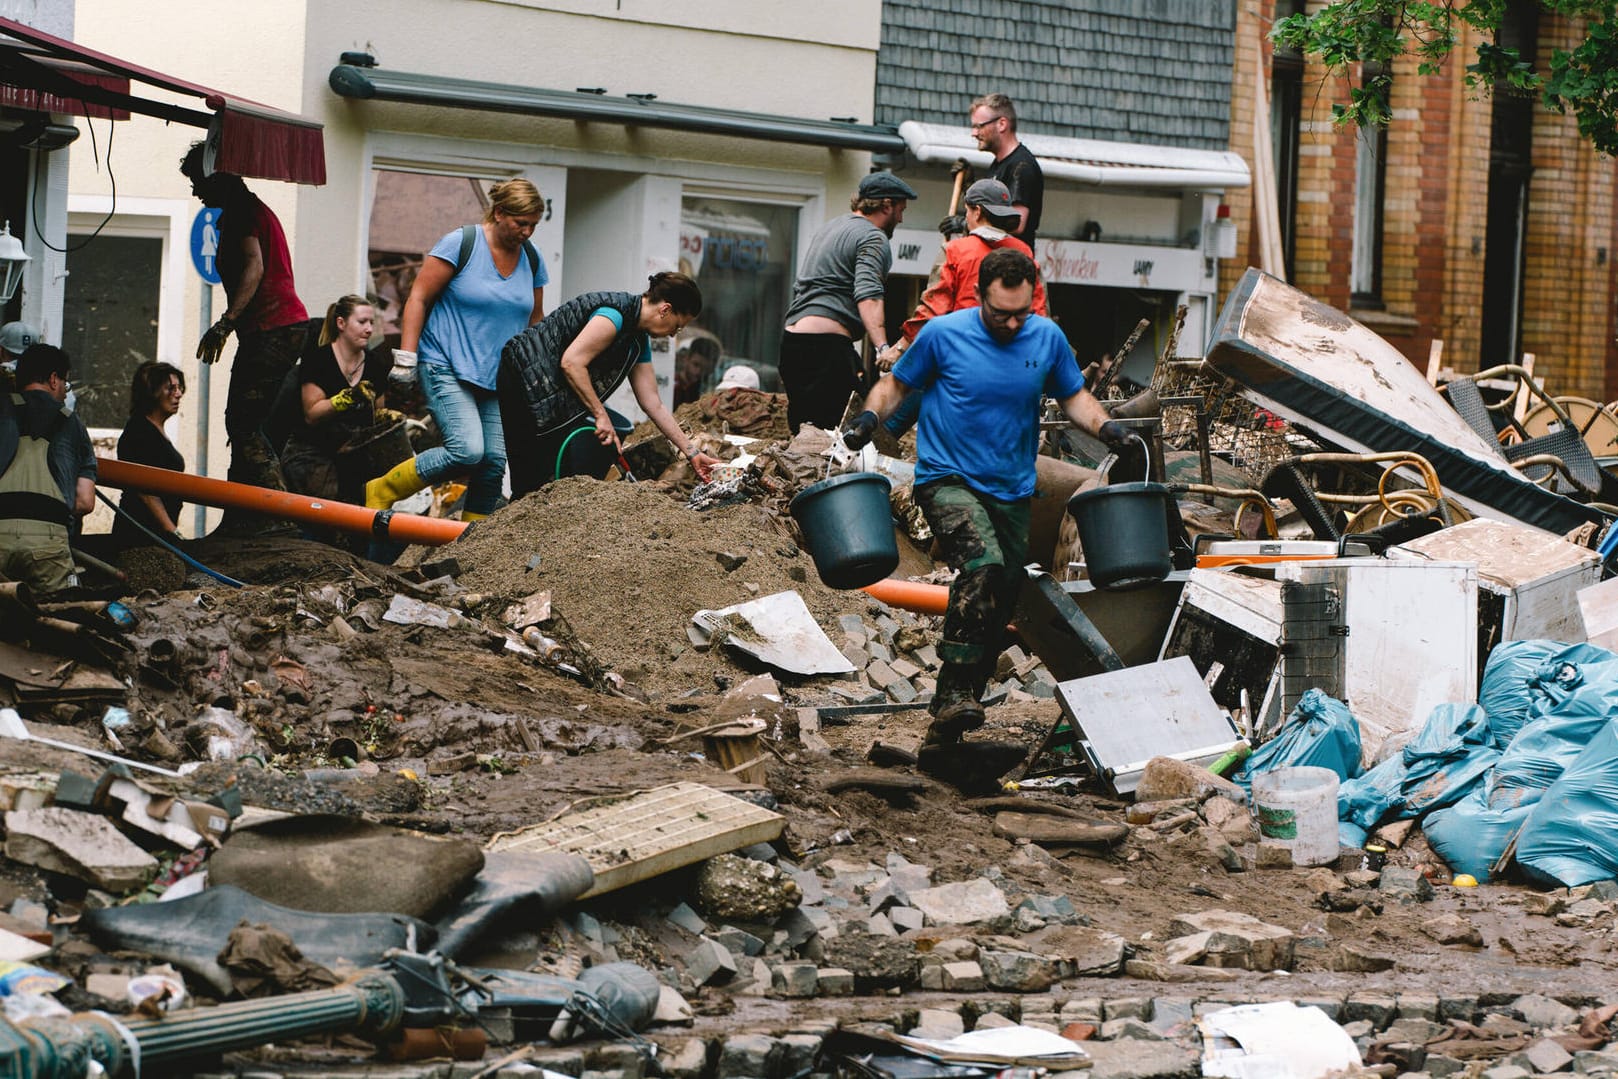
<box><xmin>821</xmin><ymin>930</ymin><xmax>918</xmax><ymax>987</ymax></box>
<box><xmin>1027</xmin><ymin>924</ymin><xmax>1127</xmax><ymax>976</ymax></box>
<box><xmin>1167</xmin><ymin>910</ymin><xmax>1294</xmax><ymax>972</ymax></box>
<box><xmin>1422</xmin><ymin>912</ymin><xmax>1484</xmax><ymax>947</ymax></box>
<box><xmin>1511</xmin><ymin>994</ymin><xmax>1581</xmax><ymax>1031</ymax></box>
<box><xmin>1123</xmin><ymin>959</ymin><xmax>1241</xmax><ymax>983</ymax></box>
<box><xmin>941</xmin><ymin>960</ymin><xmax>986</xmax><ymax>991</ymax></box>
<box><xmin>1572</xmin><ymin>1050</ymin><xmax>1618</xmax><ymax>1074</ymax></box>
<box><xmin>907</xmin><ymin>878</ymin><xmax>1010</xmax><ymax>926</ymax></box>
<box><xmin>991</xmin><ymin>812</ymin><xmax>1130</xmax><ymax>848</ymax></box>
<box><xmin>3</xmin><ymin>807</ymin><xmax>158</xmax><ymax>893</ymax></box>
<box><xmin>712</xmin><ymin>926</ymin><xmax>765</xmax><ymax>957</ymax></box>
<box><xmin>662</xmin><ymin>1039</ymin><xmax>709</xmax><ymax>1079</ymax></box>
<box><xmin>686</xmin><ymin>938</ymin><xmax>738</xmax><ymax>987</ymax></box>
<box><xmin>771</xmin><ymin>960</ymin><xmax>818</xmax><ymax>998</ymax></box>
<box><xmin>1520</xmin><ymin>1040</ymin><xmax>1576</xmax><ymax>1074</ymax></box>
<box><xmin>694</xmin><ymin>854</ymin><xmax>801</xmax><ymax>921</ymax></box>
<box><xmin>889</xmin><ymin>906</ymin><xmax>925</xmax><ymax>934</ymax></box>
<box><xmin>1102</xmin><ymin>1018</ymin><xmax>1163</xmax><ymax>1041</ymax></box>
<box><xmin>666</xmin><ymin>903</ymin><xmax>707</xmax><ymax>935</ymax></box>
<box><xmin>1379</xmin><ymin>867</ymin><xmax>1435</xmax><ymax>903</ymax></box>
<box><xmin>979</xmin><ymin>949</ymin><xmax>1059</xmax><ymax>992</ymax></box>
<box><xmin>1162</xmin><ymin>932</ymin><xmax>1210</xmax><ymax>966</ymax></box>
<box><xmin>1556</xmin><ymin>899</ymin><xmax>1611</xmax><ymax>926</ymax></box>
<box><xmin>654</xmin><ymin>985</ymin><xmax>694</xmax><ymax>1025</ymax></box>
<box><xmin>1485</xmin><ymin>1067</ymin><xmax>1535</xmax><ymax>1079</ymax></box>
<box><xmin>718</xmin><ymin>1034</ymin><xmax>780</xmax><ymax>1079</ymax></box>
<box><xmin>816</xmin><ymin>967</ymin><xmax>854</xmax><ymax>996</ymax></box>
<box><xmin>1330</xmin><ymin>941</ymin><xmax>1396</xmax><ymax>972</ymax></box>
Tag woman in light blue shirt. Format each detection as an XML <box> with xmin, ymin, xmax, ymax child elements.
<box><xmin>366</xmin><ymin>178</ymin><xmax>547</xmax><ymax>520</ymax></box>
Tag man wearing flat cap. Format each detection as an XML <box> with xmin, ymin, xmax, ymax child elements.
<box><xmin>779</xmin><ymin>170</ymin><xmax>916</xmax><ymax>433</ymax></box>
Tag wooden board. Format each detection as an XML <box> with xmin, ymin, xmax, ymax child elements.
<box><xmin>485</xmin><ymin>782</ymin><xmax>784</xmax><ymax>898</ymax></box>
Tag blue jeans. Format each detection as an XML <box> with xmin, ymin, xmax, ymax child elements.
<box><xmin>416</xmin><ymin>361</ymin><xmax>506</xmax><ymax>515</ymax></box>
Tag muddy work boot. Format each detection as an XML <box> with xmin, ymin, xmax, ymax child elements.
<box><xmin>924</xmin><ymin>663</ymin><xmax>986</xmax><ymax>746</ymax></box>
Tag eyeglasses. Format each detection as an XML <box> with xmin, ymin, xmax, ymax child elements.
<box><xmin>982</xmin><ymin>299</ymin><xmax>1032</xmax><ymax>322</ymax></box>
<box><xmin>970</xmin><ymin>116</ymin><xmax>1003</xmax><ymax>131</ymax></box>
<box><xmin>162</xmin><ymin>383</ymin><xmax>186</xmax><ymax>395</ymax></box>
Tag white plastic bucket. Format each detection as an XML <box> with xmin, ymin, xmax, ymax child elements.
<box><xmin>1251</xmin><ymin>765</ymin><xmax>1340</xmax><ymax>867</ymax></box>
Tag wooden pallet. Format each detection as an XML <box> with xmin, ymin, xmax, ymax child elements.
<box><xmin>486</xmin><ymin>782</ymin><xmax>784</xmax><ymax>898</ymax></box>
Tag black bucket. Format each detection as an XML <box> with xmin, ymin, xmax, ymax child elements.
<box><xmin>790</xmin><ymin>472</ymin><xmax>898</xmax><ymax>590</ymax></box>
<box><xmin>1066</xmin><ymin>481</ymin><xmax>1174</xmax><ymax>590</ymax></box>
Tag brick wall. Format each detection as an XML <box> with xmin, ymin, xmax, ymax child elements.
<box><xmin>1227</xmin><ymin>6</ymin><xmax>1618</xmax><ymax>397</ymax></box>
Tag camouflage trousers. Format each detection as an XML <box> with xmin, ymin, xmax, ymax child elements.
<box><xmin>225</xmin><ymin>322</ymin><xmax>307</xmax><ymax>492</ymax></box>
<box><xmin>913</xmin><ymin>476</ymin><xmax>1029</xmax><ymax>677</ymax></box>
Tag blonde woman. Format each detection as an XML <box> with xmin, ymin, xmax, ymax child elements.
<box><xmin>367</xmin><ymin>178</ymin><xmax>549</xmax><ymax>520</ymax></box>
<box><xmin>281</xmin><ymin>295</ymin><xmax>390</xmax><ymax>511</ymax></box>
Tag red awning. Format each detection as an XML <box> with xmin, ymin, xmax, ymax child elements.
<box><xmin>0</xmin><ymin>16</ymin><xmax>324</xmax><ymax>185</ymax></box>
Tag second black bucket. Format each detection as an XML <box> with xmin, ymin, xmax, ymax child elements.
<box><xmin>1066</xmin><ymin>481</ymin><xmax>1174</xmax><ymax>590</ymax></box>
<box><xmin>790</xmin><ymin>472</ymin><xmax>898</xmax><ymax>590</ymax></box>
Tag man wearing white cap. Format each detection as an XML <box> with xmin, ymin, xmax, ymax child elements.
<box><xmin>0</xmin><ymin>321</ymin><xmax>41</xmax><ymax>393</ymax></box>
<box><xmin>779</xmin><ymin>171</ymin><xmax>916</xmax><ymax>433</ymax></box>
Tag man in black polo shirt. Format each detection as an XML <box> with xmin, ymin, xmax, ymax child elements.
<box><xmin>970</xmin><ymin>93</ymin><xmax>1043</xmax><ymax>255</ymax></box>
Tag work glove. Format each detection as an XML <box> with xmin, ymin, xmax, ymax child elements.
<box><xmin>330</xmin><ymin>381</ymin><xmax>375</xmax><ymax>412</ymax></box>
<box><xmin>373</xmin><ymin>407</ymin><xmax>403</xmax><ymax>425</ymax></box>
<box><xmin>196</xmin><ymin>316</ymin><xmax>235</xmax><ymax>365</ymax></box>
<box><xmin>1097</xmin><ymin>419</ymin><xmax>1135</xmax><ymax>452</ymax></box>
<box><xmin>938</xmin><ymin>213</ymin><xmax>967</xmax><ymax>240</ymax></box>
<box><xmin>387</xmin><ymin>349</ymin><xmax>419</xmax><ymax>396</ymax></box>
<box><xmin>841</xmin><ymin>410</ymin><xmax>880</xmax><ymax>453</ymax></box>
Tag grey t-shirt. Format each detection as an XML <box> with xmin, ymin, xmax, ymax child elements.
<box><xmin>783</xmin><ymin>213</ymin><xmax>892</xmax><ymax>336</ymax></box>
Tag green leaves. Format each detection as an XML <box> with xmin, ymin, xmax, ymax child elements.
<box><xmin>1273</xmin><ymin>0</ymin><xmax>1618</xmax><ymax>156</ymax></box>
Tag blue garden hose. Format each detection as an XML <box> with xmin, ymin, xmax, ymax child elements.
<box><xmin>95</xmin><ymin>490</ymin><xmax>245</xmax><ymax>588</ymax></box>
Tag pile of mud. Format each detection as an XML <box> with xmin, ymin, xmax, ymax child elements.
<box><xmin>442</xmin><ymin>477</ymin><xmax>876</xmax><ymax>699</ymax></box>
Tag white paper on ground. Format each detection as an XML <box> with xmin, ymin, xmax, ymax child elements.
<box><xmin>1200</xmin><ymin>1001</ymin><xmax>1362</xmax><ymax>1079</ymax></box>
<box><xmin>893</xmin><ymin>1023</ymin><xmax>1091</xmax><ymax>1062</ymax></box>
<box><xmin>691</xmin><ymin>591</ymin><xmax>854</xmax><ymax>675</ymax></box>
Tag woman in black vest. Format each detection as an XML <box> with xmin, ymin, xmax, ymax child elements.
<box><xmin>498</xmin><ymin>272</ymin><xmax>720</xmax><ymax>497</ymax></box>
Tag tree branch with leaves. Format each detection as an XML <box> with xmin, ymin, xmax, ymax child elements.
<box><xmin>1273</xmin><ymin>1</ymin><xmax>1618</xmax><ymax>155</ymax></box>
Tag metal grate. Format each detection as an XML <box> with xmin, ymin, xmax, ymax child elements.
<box><xmin>486</xmin><ymin>782</ymin><xmax>785</xmax><ymax>898</ymax></box>
<box><xmin>1154</xmin><ymin>363</ymin><xmax>1297</xmax><ymax>483</ymax></box>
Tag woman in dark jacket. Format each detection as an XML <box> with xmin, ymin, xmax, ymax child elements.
<box><xmin>111</xmin><ymin>361</ymin><xmax>186</xmax><ymax>548</ymax></box>
<box><xmin>497</xmin><ymin>272</ymin><xmax>720</xmax><ymax>496</ymax></box>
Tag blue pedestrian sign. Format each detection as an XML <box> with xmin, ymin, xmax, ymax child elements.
<box><xmin>190</xmin><ymin>207</ymin><xmax>222</xmax><ymax>284</ymax></box>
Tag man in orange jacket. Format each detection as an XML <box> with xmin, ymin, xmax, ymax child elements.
<box><xmin>875</xmin><ymin>179</ymin><xmax>1048</xmax><ymax>437</ymax></box>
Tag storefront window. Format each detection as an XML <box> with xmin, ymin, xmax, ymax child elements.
<box><xmin>676</xmin><ymin>197</ymin><xmax>797</xmax><ymax>404</ymax></box>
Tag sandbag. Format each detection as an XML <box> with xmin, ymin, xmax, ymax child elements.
<box><xmin>1337</xmin><ymin>702</ymin><xmax>1496</xmax><ymax>847</ymax></box>
<box><xmin>1514</xmin><ymin>724</ymin><xmax>1618</xmax><ymax>887</ymax></box>
<box><xmin>1234</xmin><ymin>689</ymin><xmax>1362</xmax><ymax>791</ymax></box>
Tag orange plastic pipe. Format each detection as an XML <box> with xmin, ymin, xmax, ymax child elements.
<box><xmin>861</xmin><ymin>576</ymin><xmax>948</xmax><ymax>615</ymax></box>
<box><xmin>95</xmin><ymin>458</ymin><xmax>469</xmax><ymax>546</ymax></box>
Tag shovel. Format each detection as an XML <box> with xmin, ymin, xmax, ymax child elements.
<box><xmin>0</xmin><ymin>707</ymin><xmax>182</xmax><ymax>778</ymax></box>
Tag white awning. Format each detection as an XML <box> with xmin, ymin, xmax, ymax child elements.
<box><xmin>899</xmin><ymin>121</ymin><xmax>1250</xmax><ymax>192</ymax></box>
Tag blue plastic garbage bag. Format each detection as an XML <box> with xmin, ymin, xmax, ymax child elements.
<box><xmin>1425</xmin><ymin>684</ymin><xmax>1616</xmax><ymax>880</ymax></box>
<box><xmin>1337</xmin><ymin>703</ymin><xmax>1497</xmax><ymax>848</ymax></box>
<box><xmin>1233</xmin><ymin>688</ymin><xmax>1361</xmax><ymax>792</ymax></box>
<box><xmin>1514</xmin><ymin>723</ymin><xmax>1618</xmax><ymax>887</ymax></box>
<box><xmin>1479</xmin><ymin>641</ymin><xmax>1618</xmax><ymax>749</ymax></box>
<box><xmin>1478</xmin><ymin>640</ymin><xmax>1561</xmax><ymax>748</ymax></box>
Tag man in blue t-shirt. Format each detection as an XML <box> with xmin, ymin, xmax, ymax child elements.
<box><xmin>841</xmin><ymin>250</ymin><xmax>1134</xmax><ymax>760</ymax></box>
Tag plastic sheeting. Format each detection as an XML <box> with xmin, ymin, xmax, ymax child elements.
<box><xmin>1425</xmin><ymin>641</ymin><xmax>1618</xmax><ymax>880</ymax></box>
<box><xmin>1514</xmin><ymin>724</ymin><xmax>1618</xmax><ymax>887</ymax></box>
<box><xmin>1337</xmin><ymin>703</ymin><xmax>1497</xmax><ymax>848</ymax></box>
<box><xmin>1233</xmin><ymin>689</ymin><xmax>1362</xmax><ymax>791</ymax></box>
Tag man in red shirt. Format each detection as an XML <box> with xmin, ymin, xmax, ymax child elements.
<box><xmin>181</xmin><ymin>143</ymin><xmax>309</xmax><ymax>533</ymax></box>
<box><xmin>875</xmin><ymin>179</ymin><xmax>1049</xmax><ymax>436</ymax></box>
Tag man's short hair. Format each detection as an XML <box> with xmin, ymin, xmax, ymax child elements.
<box><xmin>978</xmin><ymin>249</ymin><xmax>1039</xmax><ymax>294</ymax></box>
<box><xmin>970</xmin><ymin>92</ymin><xmax>1018</xmax><ymax>133</ymax></box>
<box><xmin>16</xmin><ymin>344</ymin><xmax>70</xmax><ymax>387</ymax></box>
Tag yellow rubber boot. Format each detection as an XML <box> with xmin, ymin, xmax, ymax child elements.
<box><xmin>365</xmin><ymin>457</ymin><xmax>426</xmax><ymax>510</ymax></box>
<box><xmin>461</xmin><ymin>511</ymin><xmax>487</xmax><ymax>523</ymax></box>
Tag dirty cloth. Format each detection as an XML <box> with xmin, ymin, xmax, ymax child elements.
<box><xmin>218</xmin><ymin>921</ymin><xmax>341</xmax><ymax>997</ymax></box>
<box><xmin>208</xmin><ymin>814</ymin><xmax>485</xmax><ymax>920</ymax></box>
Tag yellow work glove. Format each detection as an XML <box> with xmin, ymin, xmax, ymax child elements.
<box><xmin>331</xmin><ymin>381</ymin><xmax>375</xmax><ymax>412</ymax></box>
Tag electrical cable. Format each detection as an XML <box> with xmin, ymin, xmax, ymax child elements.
<box><xmin>94</xmin><ymin>489</ymin><xmax>244</xmax><ymax>588</ymax></box>
<box><xmin>31</xmin><ymin>100</ymin><xmax>116</xmax><ymax>252</ymax></box>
